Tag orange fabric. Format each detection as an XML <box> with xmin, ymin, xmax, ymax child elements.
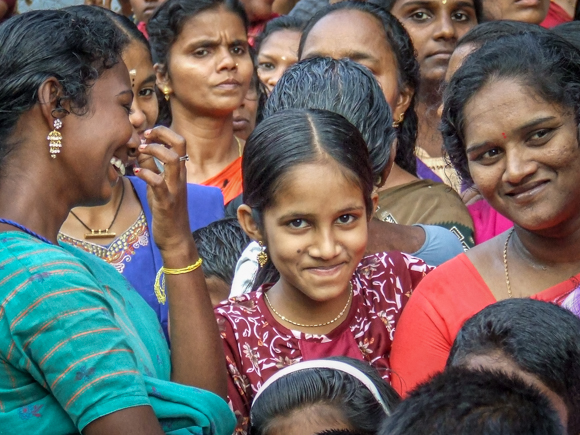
<box><xmin>390</xmin><ymin>253</ymin><xmax>578</xmax><ymax>396</ymax></box>
<box><xmin>201</xmin><ymin>157</ymin><xmax>243</xmax><ymax>204</ymax></box>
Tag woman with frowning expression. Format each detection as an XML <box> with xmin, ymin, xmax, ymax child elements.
<box><xmin>384</xmin><ymin>0</ymin><xmax>479</xmax><ymax>192</ymax></box>
<box><xmin>0</xmin><ymin>9</ymin><xmax>233</xmax><ymax>434</ymax></box>
<box><xmin>149</xmin><ymin>0</ymin><xmax>254</xmax><ymax>205</ymax></box>
<box><xmin>58</xmin><ymin>6</ymin><xmax>224</xmax><ymax>342</ymax></box>
<box><xmin>390</xmin><ymin>31</ymin><xmax>580</xmax><ymax>396</ymax></box>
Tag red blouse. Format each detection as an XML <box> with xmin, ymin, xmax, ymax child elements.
<box><xmin>390</xmin><ymin>253</ymin><xmax>579</xmax><ymax>396</ymax></box>
<box><xmin>215</xmin><ymin>252</ymin><xmax>433</xmax><ymax>433</ymax></box>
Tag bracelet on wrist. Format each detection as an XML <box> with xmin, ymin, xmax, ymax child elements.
<box><xmin>154</xmin><ymin>258</ymin><xmax>203</xmax><ymax>304</ymax></box>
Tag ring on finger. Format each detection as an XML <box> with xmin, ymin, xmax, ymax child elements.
<box><xmin>179</xmin><ymin>154</ymin><xmax>190</xmax><ymax>162</ymax></box>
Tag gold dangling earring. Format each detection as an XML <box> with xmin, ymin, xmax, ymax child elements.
<box><xmin>392</xmin><ymin>113</ymin><xmax>405</xmax><ymax>128</ymax></box>
<box><xmin>163</xmin><ymin>86</ymin><xmax>171</xmax><ymax>102</ymax></box>
<box><xmin>257</xmin><ymin>241</ymin><xmax>268</xmax><ymax>268</ymax></box>
<box><xmin>47</xmin><ymin>118</ymin><xmax>63</xmax><ymax>159</ymax></box>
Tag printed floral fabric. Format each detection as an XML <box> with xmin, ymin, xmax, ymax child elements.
<box><xmin>214</xmin><ymin>251</ymin><xmax>433</xmax><ymax>433</ymax></box>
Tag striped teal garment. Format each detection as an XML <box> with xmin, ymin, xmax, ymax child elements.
<box><xmin>0</xmin><ymin>232</ymin><xmax>234</xmax><ymax>435</ymax></box>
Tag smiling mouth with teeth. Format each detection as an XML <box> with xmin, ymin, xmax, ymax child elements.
<box><xmin>110</xmin><ymin>157</ymin><xmax>126</xmax><ymax>176</ymax></box>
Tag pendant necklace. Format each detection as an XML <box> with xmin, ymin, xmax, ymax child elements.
<box><xmin>69</xmin><ymin>181</ymin><xmax>125</xmax><ymax>239</ymax></box>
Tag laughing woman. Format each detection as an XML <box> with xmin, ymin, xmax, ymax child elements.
<box><xmin>148</xmin><ymin>0</ymin><xmax>254</xmax><ymax>205</ymax></box>
<box><xmin>390</xmin><ymin>31</ymin><xmax>580</xmax><ymax>395</ymax></box>
<box><xmin>0</xmin><ymin>10</ymin><xmax>233</xmax><ymax>435</ymax></box>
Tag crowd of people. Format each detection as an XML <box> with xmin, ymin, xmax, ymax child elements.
<box><xmin>1</xmin><ymin>0</ymin><xmax>580</xmax><ymax>434</ymax></box>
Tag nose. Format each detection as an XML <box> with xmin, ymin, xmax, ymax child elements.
<box><xmin>502</xmin><ymin>146</ymin><xmax>538</xmax><ymax>186</ymax></box>
<box><xmin>266</xmin><ymin>70</ymin><xmax>284</xmax><ymax>91</ymax></box>
<box><xmin>127</xmin><ymin>129</ymin><xmax>140</xmax><ymax>158</ymax></box>
<box><xmin>129</xmin><ymin>101</ymin><xmax>147</xmax><ymax>132</ymax></box>
<box><xmin>308</xmin><ymin>228</ymin><xmax>341</xmax><ymax>260</ymax></box>
<box><xmin>217</xmin><ymin>47</ymin><xmax>237</xmax><ymax>71</ymax></box>
<box><xmin>433</xmin><ymin>14</ymin><xmax>456</xmax><ymax>41</ymax></box>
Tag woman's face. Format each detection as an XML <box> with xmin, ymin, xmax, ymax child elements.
<box><xmin>160</xmin><ymin>7</ymin><xmax>253</xmax><ymax>117</ymax></box>
<box><xmin>463</xmin><ymin>78</ymin><xmax>580</xmax><ymax>232</ymax></box>
<box><xmin>480</xmin><ymin>0</ymin><xmax>550</xmax><ymax>24</ymax></box>
<box><xmin>260</xmin><ymin>160</ymin><xmax>370</xmax><ymax>304</ymax></box>
<box><xmin>123</xmin><ymin>41</ymin><xmax>159</xmax><ymax>143</ymax></box>
<box><xmin>257</xmin><ymin>29</ymin><xmax>302</xmax><ymax>93</ymax></box>
<box><xmin>233</xmin><ymin>83</ymin><xmax>259</xmax><ymax>140</ymax></box>
<box><xmin>300</xmin><ymin>10</ymin><xmax>412</xmax><ymax>125</ymax></box>
<box><xmin>129</xmin><ymin>0</ymin><xmax>167</xmax><ymax>23</ymax></box>
<box><xmin>64</xmin><ymin>62</ymin><xmax>134</xmax><ymax>204</ymax></box>
<box><xmin>390</xmin><ymin>0</ymin><xmax>477</xmax><ymax>84</ymax></box>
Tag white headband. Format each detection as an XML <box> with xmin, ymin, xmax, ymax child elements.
<box><xmin>251</xmin><ymin>359</ymin><xmax>391</xmax><ymax>416</ymax></box>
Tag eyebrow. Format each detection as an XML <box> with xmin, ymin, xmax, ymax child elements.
<box><xmin>185</xmin><ymin>38</ymin><xmax>247</xmax><ymax>49</ymax></box>
<box><xmin>142</xmin><ymin>74</ymin><xmax>156</xmax><ymax>85</ymax></box>
<box><xmin>465</xmin><ymin>116</ymin><xmax>558</xmax><ymax>154</ymax></box>
<box><xmin>117</xmin><ymin>89</ymin><xmax>134</xmax><ymax>98</ymax></box>
<box><xmin>278</xmin><ymin>206</ymin><xmax>366</xmax><ymax>222</ymax></box>
<box><xmin>305</xmin><ymin>50</ymin><xmax>376</xmax><ymax>63</ymax></box>
<box><xmin>399</xmin><ymin>0</ymin><xmax>475</xmax><ymax>9</ymax></box>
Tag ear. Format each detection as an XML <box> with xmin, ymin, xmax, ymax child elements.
<box><xmin>37</xmin><ymin>78</ymin><xmax>68</xmax><ymax>128</ymax></box>
<box><xmin>392</xmin><ymin>84</ymin><xmax>413</xmax><ymax>125</ymax></box>
<box><xmin>154</xmin><ymin>63</ymin><xmax>172</xmax><ymax>94</ymax></box>
<box><xmin>237</xmin><ymin>204</ymin><xmax>265</xmax><ymax>242</ymax></box>
<box><xmin>369</xmin><ymin>191</ymin><xmax>379</xmax><ymax>221</ymax></box>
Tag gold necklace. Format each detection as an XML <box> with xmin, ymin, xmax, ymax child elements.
<box><xmin>263</xmin><ymin>283</ymin><xmax>353</xmax><ymax>328</ymax></box>
<box><xmin>503</xmin><ymin>228</ymin><xmax>514</xmax><ymax>299</ymax></box>
<box><xmin>235</xmin><ymin>136</ymin><xmax>243</xmax><ymax>157</ymax></box>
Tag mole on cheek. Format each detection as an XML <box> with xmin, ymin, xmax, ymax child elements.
<box><xmin>297</xmin><ymin>249</ymin><xmax>301</xmax><ymax>253</ymax></box>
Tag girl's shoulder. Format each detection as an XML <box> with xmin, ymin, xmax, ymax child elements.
<box><xmin>214</xmin><ymin>288</ymin><xmax>264</xmax><ymax>318</ymax></box>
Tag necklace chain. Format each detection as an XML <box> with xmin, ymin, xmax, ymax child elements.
<box><xmin>263</xmin><ymin>283</ymin><xmax>353</xmax><ymax>328</ymax></box>
<box><xmin>503</xmin><ymin>228</ymin><xmax>514</xmax><ymax>299</ymax></box>
<box><xmin>70</xmin><ymin>180</ymin><xmax>125</xmax><ymax>238</ymax></box>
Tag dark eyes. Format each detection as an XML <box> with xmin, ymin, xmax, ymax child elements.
<box><xmin>258</xmin><ymin>62</ymin><xmax>275</xmax><ymax>71</ymax></box>
<box><xmin>139</xmin><ymin>88</ymin><xmax>155</xmax><ymax>97</ymax></box>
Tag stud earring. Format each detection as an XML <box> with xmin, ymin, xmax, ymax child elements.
<box><xmin>163</xmin><ymin>86</ymin><xmax>171</xmax><ymax>102</ymax></box>
<box><xmin>392</xmin><ymin>113</ymin><xmax>405</xmax><ymax>128</ymax></box>
<box><xmin>47</xmin><ymin>118</ymin><xmax>63</xmax><ymax>159</ymax></box>
<box><xmin>257</xmin><ymin>241</ymin><xmax>268</xmax><ymax>267</ymax></box>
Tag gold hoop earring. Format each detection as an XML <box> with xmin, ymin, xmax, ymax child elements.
<box><xmin>257</xmin><ymin>241</ymin><xmax>268</xmax><ymax>268</ymax></box>
<box><xmin>392</xmin><ymin>113</ymin><xmax>405</xmax><ymax>128</ymax></box>
<box><xmin>163</xmin><ymin>86</ymin><xmax>171</xmax><ymax>102</ymax></box>
<box><xmin>47</xmin><ymin>118</ymin><xmax>63</xmax><ymax>159</ymax></box>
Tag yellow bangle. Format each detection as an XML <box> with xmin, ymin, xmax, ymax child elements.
<box><xmin>154</xmin><ymin>258</ymin><xmax>203</xmax><ymax>305</ymax></box>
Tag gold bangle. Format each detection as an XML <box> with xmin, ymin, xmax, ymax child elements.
<box><xmin>154</xmin><ymin>258</ymin><xmax>203</xmax><ymax>305</ymax></box>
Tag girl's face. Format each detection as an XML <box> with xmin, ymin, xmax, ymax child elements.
<box><xmin>300</xmin><ymin>10</ymin><xmax>412</xmax><ymax>128</ymax></box>
<box><xmin>123</xmin><ymin>42</ymin><xmax>158</xmax><ymax>143</ymax></box>
<box><xmin>481</xmin><ymin>0</ymin><xmax>550</xmax><ymax>24</ymax></box>
<box><xmin>463</xmin><ymin>78</ymin><xmax>580</xmax><ymax>232</ymax></box>
<box><xmin>257</xmin><ymin>29</ymin><xmax>302</xmax><ymax>93</ymax></box>
<box><xmin>260</xmin><ymin>160</ymin><xmax>371</xmax><ymax>303</ymax></box>
<box><xmin>129</xmin><ymin>0</ymin><xmax>167</xmax><ymax>23</ymax></box>
<box><xmin>158</xmin><ymin>7</ymin><xmax>253</xmax><ymax>117</ymax></box>
<box><xmin>390</xmin><ymin>0</ymin><xmax>477</xmax><ymax>84</ymax></box>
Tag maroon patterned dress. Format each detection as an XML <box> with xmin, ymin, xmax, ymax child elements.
<box><xmin>214</xmin><ymin>252</ymin><xmax>433</xmax><ymax>433</ymax></box>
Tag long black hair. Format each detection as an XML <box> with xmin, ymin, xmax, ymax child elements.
<box><xmin>448</xmin><ymin>298</ymin><xmax>580</xmax><ymax>435</ymax></box>
<box><xmin>264</xmin><ymin>57</ymin><xmax>395</xmax><ymax>185</ymax></box>
<box><xmin>242</xmin><ymin>109</ymin><xmax>374</xmax><ymax>289</ymax></box>
<box><xmin>441</xmin><ymin>31</ymin><xmax>580</xmax><ymax>185</ymax></box>
<box><xmin>298</xmin><ymin>1</ymin><xmax>419</xmax><ymax>176</ymax></box>
<box><xmin>0</xmin><ymin>9</ymin><xmax>126</xmax><ymax>168</ymax></box>
<box><xmin>250</xmin><ymin>356</ymin><xmax>401</xmax><ymax>435</ymax></box>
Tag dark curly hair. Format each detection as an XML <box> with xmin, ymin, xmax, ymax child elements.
<box><xmin>0</xmin><ymin>9</ymin><xmax>127</xmax><ymax>166</ymax></box>
<box><xmin>264</xmin><ymin>57</ymin><xmax>395</xmax><ymax>185</ymax></box>
<box><xmin>298</xmin><ymin>1</ymin><xmax>420</xmax><ymax>176</ymax></box>
<box><xmin>441</xmin><ymin>31</ymin><xmax>580</xmax><ymax>186</ymax></box>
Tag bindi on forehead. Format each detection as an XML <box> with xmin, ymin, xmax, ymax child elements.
<box><xmin>129</xmin><ymin>69</ymin><xmax>137</xmax><ymax>89</ymax></box>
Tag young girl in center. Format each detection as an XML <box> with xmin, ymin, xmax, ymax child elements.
<box><xmin>215</xmin><ymin>109</ymin><xmax>433</xmax><ymax>433</ymax></box>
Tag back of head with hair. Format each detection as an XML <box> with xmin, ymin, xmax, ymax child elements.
<box><xmin>264</xmin><ymin>57</ymin><xmax>395</xmax><ymax>184</ymax></box>
<box><xmin>192</xmin><ymin>217</ymin><xmax>251</xmax><ymax>285</ymax></box>
<box><xmin>255</xmin><ymin>15</ymin><xmax>305</xmax><ymax>54</ymax></box>
<box><xmin>441</xmin><ymin>31</ymin><xmax>580</xmax><ymax>186</ymax></box>
<box><xmin>380</xmin><ymin>367</ymin><xmax>565</xmax><ymax>435</ymax></box>
<box><xmin>553</xmin><ymin>21</ymin><xmax>580</xmax><ymax>52</ymax></box>
<box><xmin>0</xmin><ymin>9</ymin><xmax>127</xmax><ymax>168</ymax></box>
<box><xmin>250</xmin><ymin>356</ymin><xmax>400</xmax><ymax>435</ymax></box>
<box><xmin>456</xmin><ymin>19</ymin><xmax>547</xmax><ymax>50</ymax></box>
<box><xmin>298</xmin><ymin>1</ymin><xmax>419</xmax><ymax>176</ymax></box>
<box><xmin>242</xmin><ymin>108</ymin><xmax>374</xmax><ymax>289</ymax></box>
<box><xmin>447</xmin><ymin>298</ymin><xmax>580</xmax><ymax>435</ymax></box>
